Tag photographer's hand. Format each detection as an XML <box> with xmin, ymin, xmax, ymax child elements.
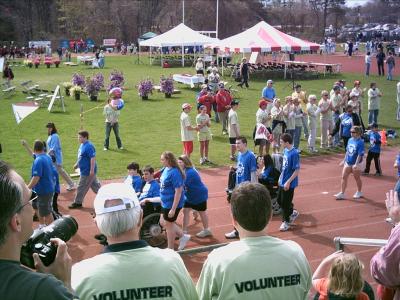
<box><xmin>33</xmin><ymin>238</ymin><xmax>73</xmax><ymax>292</ymax></box>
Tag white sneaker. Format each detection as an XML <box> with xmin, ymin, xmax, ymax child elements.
<box><xmin>200</xmin><ymin>158</ymin><xmax>205</xmax><ymax>165</ymax></box>
<box><xmin>279</xmin><ymin>221</ymin><xmax>290</xmax><ymax>231</ymax></box>
<box><xmin>289</xmin><ymin>210</ymin><xmax>299</xmax><ymax>224</ymax></box>
<box><xmin>178</xmin><ymin>234</ymin><xmax>191</xmax><ymax>251</ymax></box>
<box><xmin>66</xmin><ymin>183</ymin><xmax>76</xmax><ymax>191</ymax></box>
<box><xmin>196</xmin><ymin>229</ymin><xmax>212</xmax><ymax>238</ymax></box>
<box><xmin>353</xmin><ymin>191</ymin><xmax>363</xmax><ymax>199</ymax></box>
<box><xmin>224</xmin><ymin>229</ymin><xmax>239</xmax><ymax>239</ymax></box>
<box><xmin>334</xmin><ymin>192</ymin><xmax>345</xmax><ymax>200</ymax></box>
<box><xmin>103</xmin><ymin>147</ymin><xmax>108</xmax><ymax>151</ymax></box>
<box><xmin>118</xmin><ymin>146</ymin><xmax>124</xmax><ymax>150</ymax></box>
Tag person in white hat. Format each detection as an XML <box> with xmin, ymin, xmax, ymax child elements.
<box><xmin>180</xmin><ymin>103</ymin><xmax>198</xmax><ymax>158</ymax></box>
<box><xmin>71</xmin><ymin>183</ymin><xmax>198</xmax><ymax>300</ymax></box>
<box><xmin>195</xmin><ymin>57</ymin><xmax>204</xmax><ymax>75</ymax></box>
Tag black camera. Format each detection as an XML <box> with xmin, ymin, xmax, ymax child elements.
<box><xmin>20</xmin><ymin>216</ymin><xmax>78</xmax><ymax>269</ymax></box>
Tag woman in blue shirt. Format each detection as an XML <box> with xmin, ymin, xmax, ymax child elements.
<box><xmin>46</xmin><ymin>123</ymin><xmax>76</xmax><ymax>191</ymax></box>
<box><xmin>177</xmin><ymin>155</ymin><xmax>211</xmax><ymax>239</ymax></box>
<box><xmin>334</xmin><ymin>126</ymin><xmax>365</xmax><ymax>200</ymax></box>
<box><xmin>160</xmin><ymin>151</ymin><xmax>190</xmax><ymax>250</ymax></box>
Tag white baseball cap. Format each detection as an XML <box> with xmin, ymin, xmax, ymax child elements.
<box><xmin>94</xmin><ymin>183</ymin><xmax>140</xmax><ymax>215</ymax></box>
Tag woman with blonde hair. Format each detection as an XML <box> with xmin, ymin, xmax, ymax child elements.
<box><xmin>334</xmin><ymin>126</ymin><xmax>364</xmax><ymax>200</ymax></box>
<box><xmin>177</xmin><ymin>155</ymin><xmax>211</xmax><ymax>238</ymax></box>
<box><xmin>159</xmin><ymin>151</ymin><xmax>190</xmax><ymax>250</ymax></box>
<box><xmin>312</xmin><ymin>251</ymin><xmax>372</xmax><ymax>300</ymax></box>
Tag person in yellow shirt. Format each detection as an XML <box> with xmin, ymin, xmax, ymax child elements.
<box><xmin>292</xmin><ymin>84</ymin><xmax>308</xmax><ymax>139</ymax></box>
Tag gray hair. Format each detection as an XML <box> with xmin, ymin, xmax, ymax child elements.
<box><xmin>96</xmin><ymin>207</ymin><xmax>141</xmax><ymax>238</ymax></box>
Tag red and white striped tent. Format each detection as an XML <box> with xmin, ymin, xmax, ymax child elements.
<box><xmin>216</xmin><ymin>21</ymin><xmax>320</xmax><ymax>53</ymax></box>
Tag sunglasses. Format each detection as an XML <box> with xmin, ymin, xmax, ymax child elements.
<box><xmin>350</xmin><ymin>131</ymin><xmax>357</xmax><ymax>134</ymax></box>
<box><xmin>17</xmin><ymin>191</ymin><xmax>37</xmax><ymax>212</ymax></box>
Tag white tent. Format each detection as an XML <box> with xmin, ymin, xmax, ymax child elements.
<box><xmin>139</xmin><ymin>23</ymin><xmax>217</xmax><ymax>66</ymax></box>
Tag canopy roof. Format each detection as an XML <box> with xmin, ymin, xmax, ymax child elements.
<box><xmin>139</xmin><ymin>23</ymin><xmax>216</xmax><ymax>47</ymax></box>
<box><xmin>217</xmin><ymin>21</ymin><xmax>320</xmax><ymax>53</ymax></box>
<box><xmin>139</xmin><ymin>32</ymin><xmax>157</xmax><ymax>40</ymax></box>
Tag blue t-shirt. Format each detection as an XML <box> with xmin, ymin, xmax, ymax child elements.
<box><xmin>261</xmin><ymin>87</ymin><xmax>276</xmax><ymax>100</ymax></box>
<box><xmin>340</xmin><ymin>113</ymin><xmax>353</xmax><ymax>138</ymax></box>
<box><xmin>160</xmin><ymin>167</ymin><xmax>185</xmax><ymax>209</ymax></box>
<box><xmin>77</xmin><ymin>141</ymin><xmax>97</xmax><ymax>176</ymax></box>
<box><xmin>139</xmin><ymin>180</ymin><xmax>160</xmax><ymax>200</ymax></box>
<box><xmin>31</xmin><ymin>153</ymin><xmax>55</xmax><ymax>195</ymax></box>
<box><xmin>345</xmin><ymin>138</ymin><xmax>364</xmax><ymax>165</ymax></box>
<box><xmin>279</xmin><ymin>147</ymin><xmax>300</xmax><ymax>189</ymax></box>
<box><xmin>46</xmin><ymin>133</ymin><xmax>63</xmax><ymax>165</ymax></box>
<box><xmin>131</xmin><ymin>175</ymin><xmax>143</xmax><ymax>193</ymax></box>
<box><xmin>184</xmin><ymin>167</ymin><xmax>208</xmax><ymax>205</ymax></box>
<box><xmin>368</xmin><ymin>131</ymin><xmax>381</xmax><ymax>153</ymax></box>
<box><xmin>259</xmin><ymin>166</ymin><xmax>274</xmax><ymax>184</ymax></box>
<box><xmin>236</xmin><ymin>150</ymin><xmax>257</xmax><ymax>185</ymax></box>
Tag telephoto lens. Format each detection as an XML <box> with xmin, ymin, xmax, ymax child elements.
<box><xmin>20</xmin><ymin>216</ymin><xmax>78</xmax><ymax>269</ymax></box>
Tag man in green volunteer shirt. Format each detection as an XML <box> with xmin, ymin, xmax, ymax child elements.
<box><xmin>71</xmin><ymin>182</ymin><xmax>198</xmax><ymax>300</ymax></box>
<box><xmin>197</xmin><ymin>182</ymin><xmax>311</xmax><ymax>300</ymax></box>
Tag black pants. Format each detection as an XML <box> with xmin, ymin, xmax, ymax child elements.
<box><xmin>238</xmin><ymin>74</ymin><xmax>249</xmax><ymax>88</ymax></box>
<box><xmin>343</xmin><ymin>136</ymin><xmax>350</xmax><ymax>149</ymax></box>
<box><xmin>277</xmin><ymin>187</ymin><xmax>294</xmax><ymax>223</ymax></box>
<box><xmin>364</xmin><ymin>151</ymin><xmax>382</xmax><ymax>174</ymax></box>
<box><xmin>377</xmin><ymin>62</ymin><xmax>385</xmax><ymax>76</ymax></box>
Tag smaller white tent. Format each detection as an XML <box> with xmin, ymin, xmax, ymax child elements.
<box><xmin>139</xmin><ymin>23</ymin><xmax>217</xmax><ymax>66</ymax></box>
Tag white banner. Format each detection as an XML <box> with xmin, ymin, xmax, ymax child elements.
<box><xmin>28</xmin><ymin>41</ymin><xmax>51</xmax><ymax>48</ymax></box>
<box><xmin>12</xmin><ymin>102</ymin><xmax>39</xmax><ymax>124</ymax></box>
<box><xmin>103</xmin><ymin>39</ymin><xmax>116</xmax><ymax>46</ymax></box>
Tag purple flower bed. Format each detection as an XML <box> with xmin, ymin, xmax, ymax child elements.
<box><xmin>160</xmin><ymin>75</ymin><xmax>174</xmax><ymax>94</ymax></box>
<box><xmin>72</xmin><ymin>73</ymin><xmax>85</xmax><ymax>87</ymax></box>
<box><xmin>138</xmin><ymin>79</ymin><xmax>153</xmax><ymax>97</ymax></box>
<box><xmin>108</xmin><ymin>70</ymin><xmax>124</xmax><ymax>91</ymax></box>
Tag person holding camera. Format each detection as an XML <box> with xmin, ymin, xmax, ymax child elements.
<box><xmin>71</xmin><ymin>183</ymin><xmax>197</xmax><ymax>300</ymax></box>
<box><xmin>0</xmin><ymin>160</ymin><xmax>74</xmax><ymax>300</ymax></box>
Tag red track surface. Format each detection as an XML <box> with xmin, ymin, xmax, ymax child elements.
<box><xmin>54</xmin><ymin>146</ymin><xmax>397</xmax><ymax>298</ymax></box>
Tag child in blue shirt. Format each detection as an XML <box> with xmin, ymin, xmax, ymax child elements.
<box><xmin>363</xmin><ymin>123</ymin><xmax>382</xmax><ymax>176</ymax></box>
<box><xmin>124</xmin><ymin>162</ymin><xmax>143</xmax><ymax>195</ymax></box>
<box><xmin>138</xmin><ymin>165</ymin><xmax>161</xmax><ymax>216</ymax></box>
<box><xmin>277</xmin><ymin>133</ymin><xmax>300</xmax><ymax>232</ymax></box>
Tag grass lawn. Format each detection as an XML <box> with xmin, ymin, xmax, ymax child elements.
<box><xmin>1</xmin><ymin>54</ymin><xmax>399</xmax><ymax>182</ymax></box>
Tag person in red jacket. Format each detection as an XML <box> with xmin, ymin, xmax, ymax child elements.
<box><xmin>198</xmin><ymin>91</ymin><xmax>215</xmax><ymax>118</ymax></box>
<box><xmin>215</xmin><ymin>83</ymin><xmax>232</xmax><ymax>135</ymax></box>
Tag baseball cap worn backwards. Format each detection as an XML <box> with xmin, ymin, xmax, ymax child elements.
<box><xmin>94</xmin><ymin>183</ymin><xmax>140</xmax><ymax>215</ymax></box>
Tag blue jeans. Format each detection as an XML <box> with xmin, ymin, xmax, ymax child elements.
<box><xmin>286</xmin><ymin>129</ymin><xmax>295</xmax><ymax>141</ymax></box>
<box><xmin>365</xmin><ymin>63</ymin><xmax>370</xmax><ymax>76</ymax></box>
<box><xmin>368</xmin><ymin>110</ymin><xmax>379</xmax><ymax>125</ymax></box>
<box><xmin>104</xmin><ymin>122</ymin><xmax>122</xmax><ymax>149</ymax></box>
<box><xmin>388</xmin><ymin>64</ymin><xmax>394</xmax><ymax>80</ymax></box>
<box><xmin>294</xmin><ymin>126</ymin><xmax>302</xmax><ymax>149</ymax></box>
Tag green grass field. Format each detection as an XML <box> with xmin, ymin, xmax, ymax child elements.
<box><xmin>1</xmin><ymin>55</ymin><xmax>398</xmax><ymax>182</ymax></box>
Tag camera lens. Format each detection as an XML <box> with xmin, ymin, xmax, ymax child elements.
<box><xmin>44</xmin><ymin>215</ymin><xmax>78</xmax><ymax>241</ymax></box>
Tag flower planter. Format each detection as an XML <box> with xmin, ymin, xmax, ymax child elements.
<box><xmin>35</xmin><ymin>65</ymin><xmax>39</xmax><ymax>69</ymax></box>
<box><xmin>55</xmin><ymin>64</ymin><xmax>59</xmax><ymax>68</ymax></box>
<box><xmin>46</xmin><ymin>64</ymin><xmax>51</xmax><ymax>68</ymax></box>
<box><xmin>28</xmin><ymin>65</ymin><xmax>33</xmax><ymax>68</ymax></box>
<box><xmin>74</xmin><ymin>93</ymin><xmax>81</xmax><ymax>100</ymax></box>
<box><xmin>90</xmin><ymin>95</ymin><xmax>98</xmax><ymax>101</ymax></box>
<box><xmin>65</xmin><ymin>88</ymin><xmax>70</xmax><ymax>96</ymax></box>
<box><xmin>165</xmin><ymin>93</ymin><xmax>172</xmax><ymax>98</ymax></box>
<box><xmin>141</xmin><ymin>95</ymin><xmax>148</xmax><ymax>100</ymax></box>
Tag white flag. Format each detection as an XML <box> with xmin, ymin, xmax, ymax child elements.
<box><xmin>12</xmin><ymin>102</ymin><xmax>39</xmax><ymax>124</ymax></box>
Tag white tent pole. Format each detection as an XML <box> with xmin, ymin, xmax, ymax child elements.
<box><xmin>161</xmin><ymin>46</ymin><xmax>163</xmax><ymax>67</ymax></box>
<box><xmin>182</xmin><ymin>44</ymin><xmax>184</xmax><ymax>67</ymax></box>
<box><xmin>182</xmin><ymin>0</ymin><xmax>185</xmax><ymax>24</ymax></box>
<box><xmin>150</xmin><ymin>46</ymin><xmax>152</xmax><ymax>65</ymax></box>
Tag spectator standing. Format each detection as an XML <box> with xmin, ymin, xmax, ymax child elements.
<box><xmin>71</xmin><ymin>183</ymin><xmax>198</xmax><ymax>300</ymax></box>
<box><xmin>334</xmin><ymin>126</ymin><xmax>364</xmax><ymax>200</ymax></box>
<box><xmin>238</xmin><ymin>58</ymin><xmax>249</xmax><ymax>88</ymax></box>
<box><xmin>292</xmin><ymin>84</ymin><xmax>309</xmax><ymax>139</ymax></box>
<box><xmin>0</xmin><ymin>161</ymin><xmax>74</xmax><ymax>300</ymax></box>
<box><xmin>178</xmin><ymin>155</ymin><xmax>211</xmax><ymax>238</ymax></box>
<box><xmin>376</xmin><ymin>48</ymin><xmax>386</xmax><ymax>76</ymax></box>
<box><xmin>331</xmin><ymin>104</ymin><xmax>361</xmax><ymax>149</ymax></box>
<box><xmin>103</xmin><ymin>92</ymin><xmax>123</xmax><ymax>151</ymax></box>
<box><xmin>159</xmin><ymin>151</ymin><xmax>190</xmax><ymax>250</ymax></box>
<box><xmin>283</xmin><ymin>96</ymin><xmax>295</xmax><ymax>138</ymax></box>
<box><xmin>306</xmin><ymin>95</ymin><xmax>320</xmax><ymax>153</ymax></box>
<box><xmin>68</xmin><ymin>130</ymin><xmax>101</xmax><ymax>209</ymax></box>
<box><xmin>261</xmin><ymin>79</ymin><xmax>276</xmax><ymax>103</ymax></box>
<box><xmin>293</xmin><ymin>98</ymin><xmax>304</xmax><ymax>150</ymax></box>
<box><xmin>365</xmin><ymin>51</ymin><xmax>371</xmax><ymax>76</ymax></box>
<box><xmin>2</xmin><ymin>62</ymin><xmax>14</xmax><ymax>87</ymax></box>
<box><xmin>215</xmin><ymin>83</ymin><xmax>232</xmax><ymax>135</ymax></box>
<box><xmin>180</xmin><ymin>103</ymin><xmax>197</xmax><ymax>158</ymax></box>
<box><xmin>198</xmin><ymin>182</ymin><xmax>311</xmax><ymax>299</ymax></box>
<box><xmin>198</xmin><ymin>91</ymin><xmax>215</xmax><ymax>118</ymax></box>
<box><xmin>255</xmin><ymin>99</ymin><xmax>272</xmax><ymax>155</ymax></box>
<box><xmin>98</xmin><ymin>50</ymin><xmax>105</xmax><ymax>68</ymax></box>
<box><xmin>225</xmin><ymin>136</ymin><xmax>257</xmax><ymax>239</ymax></box>
<box><xmin>271</xmin><ymin>99</ymin><xmax>285</xmax><ymax>152</ymax></box>
<box><xmin>386</xmin><ymin>52</ymin><xmax>396</xmax><ymax>81</ymax></box>
<box><xmin>27</xmin><ymin>140</ymin><xmax>55</xmax><ymax>228</ymax></box>
<box><xmin>228</xmin><ymin>100</ymin><xmax>240</xmax><ymax>161</ymax></box>
<box><xmin>367</xmin><ymin>82</ymin><xmax>382</xmax><ymax>125</ymax></box>
<box><xmin>277</xmin><ymin>133</ymin><xmax>300</xmax><ymax>231</ymax></box>
<box><xmin>45</xmin><ymin>122</ymin><xmax>76</xmax><ymax>191</ymax></box>
<box><xmin>330</xmin><ymin>85</ymin><xmax>345</xmax><ymax>147</ymax></box>
<box><xmin>363</xmin><ymin>123</ymin><xmax>382</xmax><ymax>176</ymax></box>
<box><xmin>397</xmin><ymin>81</ymin><xmax>400</xmax><ymax>121</ymax></box>
<box><xmin>208</xmin><ymin>68</ymin><xmax>220</xmax><ymax>94</ymax></box>
<box><xmin>196</xmin><ymin>105</ymin><xmax>212</xmax><ymax>165</ymax></box>
<box><xmin>195</xmin><ymin>57</ymin><xmax>204</xmax><ymax>75</ymax></box>
<box><xmin>348</xmin><ymin>41</ymin><xmax>354</xmax><ymax>57</ymax></box>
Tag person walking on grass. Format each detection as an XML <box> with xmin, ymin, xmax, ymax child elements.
<box><xmin>277</xmin><ymin>133</ymin><xmax>300</xmax><ymax>232</ymax></box>
<box><xmin>334</xmin><ymin>126</ymin><xmax>364</xmax><ymax>200</ymax></box>
<box><xmin>180</xmin><ymin>103</ymin><xmax>198</xmax><ymax>158</ymax></box>
<box><xmin>237</xmin><ymin>58</ymin><xmax>249</xmax><ymax>88</ymax></box>
<box><xmin>196</xmin><ymin>105</ymin><xmax>212</xmax><ymax>165</ymax></box>
<box><xmin>228</xmin><ymin>100</ymin><xmax>240</xmax><ymax>161</ymax></box>
<box><xmin>68</xmin><ymin>130</ymin><xmax>101</xmax><ymax>209</ymax></box>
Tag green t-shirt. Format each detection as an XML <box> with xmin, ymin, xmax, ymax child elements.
<box><xmin>197</xmin><ymin>236</ymin><xmax>311</xmax><ymax>300</ymax></box>
<box><xmin>72</xmin><ymin>240</ymin><xmax>198</xmax><ymax>300</ymax></box>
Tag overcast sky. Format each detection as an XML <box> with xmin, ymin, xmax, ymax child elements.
<box><xmin>346</xmin><ymin>0</ymin><xmax>371</xmax><ymax>7</ymax></box>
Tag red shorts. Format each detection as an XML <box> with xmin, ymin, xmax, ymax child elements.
<box><xmin>183</xmin><ymin>141</ymin><xmax>193</xmax><ymax>155</ymax></box>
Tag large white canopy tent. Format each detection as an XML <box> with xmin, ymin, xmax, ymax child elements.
<box><xmin>139</xmin><ymin>23</ymin><xmax>218</xmax><ymax>66</ymax></box>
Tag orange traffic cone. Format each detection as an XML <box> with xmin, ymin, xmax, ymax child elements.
<box><xmin>380</xmin><ymin>129</ymin><xmax>387</xmax><ymax>146</ymax></box>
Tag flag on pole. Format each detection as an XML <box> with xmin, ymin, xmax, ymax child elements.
<box><xmin>12</xmin><ymin>102</ymin><xmax>39</xmax><ymax>124</ymax></box>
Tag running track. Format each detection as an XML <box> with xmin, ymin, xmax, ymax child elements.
<box><xmin>57</xmin><ymin>146</ymin><xmax>397</xmax><ymax>296</ymax></box>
